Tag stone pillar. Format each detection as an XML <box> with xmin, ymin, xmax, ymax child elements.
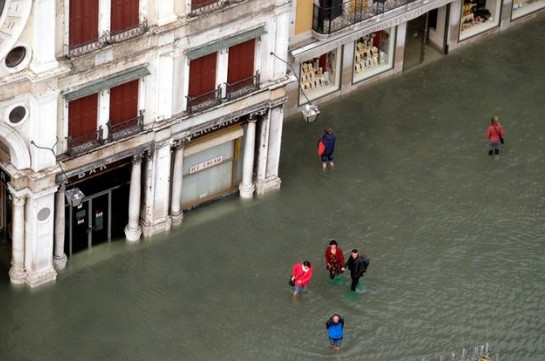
<box><xmin>30</xmin><ymin>0</ymin><xmax>59</xmax><ymax>73</ymax></box>
<box><xmin>239</xmin><ymin>118</ymin><xmax>257</xmax><ymax>199</ymax></box>
<box><xmin>8</xmin><ymin>196</ymin><xmax>26</xmax><ymax>285</ymax></box>
<box><xmin>53</xmin><ymin>184</ymin><xmax>67</xmax><ymax>270</ymax></box>
<box><xmin>125</xmin><ymin>155</ymin><xmax>143</xmax><ymax>242</ymax></box>
<box><xmin>170</xmin><ymin>142</ymin><xmax>184</xmax><ymax>226</ymax></box>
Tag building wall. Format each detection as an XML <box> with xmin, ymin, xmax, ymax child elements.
<box><xmin>0</xmin><ymin>0</ymin><xmax>294</xmax><ymax>287</ymax></box>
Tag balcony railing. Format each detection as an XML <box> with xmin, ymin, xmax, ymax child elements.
<box><xmin>313</xmin><ymin>0</ymin><xmax>417</xmax><ymax>35</ymax></box>
<box><xmin>67</xmin><ymin>20</ymin><xmax>148</xmax><ymax>58</ymax></box>
<box><xmin>109</xmin><ymin>20</ymin><xmax>148</xmax><ymax>44</ymax></box>
<box><xmin>225</xmin><ymin>72</ymin><xmax>260</xmax><ymax>101</ymax></box>
<box><xmin>67</xmin><ymin>129</ymin><xmax>103</xmax><ymax>157</ymax></box>
<box><xmin>186</xmin><ymin>87</ymin><xmax>222</xmax><ymax>114</ymax></box>
<box><xmin>107</xmin><ymin>113</ymin><xmax>144</xmax><ymax>142</ymax></box>
<box><xmin>189</xmin><ymin>0</ymin><xmax>246</xmax><ymax>17</ymax></box>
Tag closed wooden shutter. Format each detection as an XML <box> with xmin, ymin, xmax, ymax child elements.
<box><xmin>109</xmin><ymin>80</ymin><xmax>139</xmax><ymax>125</ymax></box>
<box><xmin>192</xmin><ymin>0</ymin><xmax>216</xmax><ymax>9</ymax></box>
<box><xmin>227</xmin><ymin>39</ymin><xmax>255</xmax><ymax>84</ymax></box>
<box><xmin>68</xmin><ymin>94</ymin><xmax>98</xmax><ymax>138</ymax></box>
<box><xmin>188</xmin><ymin>53</ymin><xmax>217</xmax><ymax>97</ymax></box>
<box><xmin>111</xmin><ymin>0</ymin><xmax>139</xmax><ymax>33</ymax></box>
<box><xmin>69</xmin><ymin>0</ymin><xmax>99</xmax><ymax>47</ymax></box>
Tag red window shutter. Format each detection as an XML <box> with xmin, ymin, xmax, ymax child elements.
<box><xmin>69</xmin><ymin>0</ymin><xmax>99</xmax><ymax>47</ymax></box>
<box><xmin>68</xmin><ymin>94</ymin><xmax>98</xmax><ymax>138</ymax></box>
<box><xmin>110</xmin><ymin>80</ymin><xmax>139</xmax><ymax>125</ymax></box>
<box><xmin>192</xmin><ymin>0</ymin><xmax>216</xmax><ymax>9</ymax></box>
<box><xmin>227</xmin><ymin>39</ymin><xmax>255</xmax><ymax>84</ymax></box>
<box><xmin>111</xmin><ymin>0</ymin><xmax>139</xmax><ymax>33</ymax></box>
<box><xmin>188</xmin><ymin>53</ymin><xmax>217</xmax><ymax>97</ymax></box>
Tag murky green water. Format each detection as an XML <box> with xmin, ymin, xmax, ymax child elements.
<box><xmin>1</xmin><ymin>16</ymin><xmax>544</xmax><ymax>361</ymax></box>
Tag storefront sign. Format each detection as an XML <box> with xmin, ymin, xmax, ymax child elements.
<box><xmin>191</xmin><ymin>118</ymin><xmax>240</xmax><ymax>139</ymax></box>
<box><xmin>77</xmin><ymin>165</ymin><xmax>108</xmax><ymax>179</ymax></box>
<box><xmin>189</xmin><ymin>156</ymin><xmax>223</xmax><ymax>174</ymax></box>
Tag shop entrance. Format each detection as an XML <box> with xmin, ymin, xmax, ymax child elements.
<box><xmin>66</xmin><ymin>190</ymin><xmax>111</xmax><ymax>255</ymax></box>
<box><xmin>403</xmin><ymin>7</ymin><xmax>448</xmax><ymax>71</ymax></box>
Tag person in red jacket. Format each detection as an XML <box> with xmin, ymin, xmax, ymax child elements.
<box><xmin>487</xmin><ymin>115</ymin><xmax>505</xmax><ymax>156</ymax></box>
<box><xmin>290</xmin><ymin>261</ymin><xmax>313</xmax><ymax>296</ymax></box>
<box><xmin>325</xmin><ymin>240</ymin><xmax>345</xmax><ymax>279</ymax></box>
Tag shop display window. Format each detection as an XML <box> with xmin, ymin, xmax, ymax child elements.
<box><xmin>512</xmin><ymin>0</ymin><xmax>545</xmax><ymax>19</ymax></box>
<box><xmin>459</xmin><ymin>0</ymin><xmax>501</xmax><ymax>40</ymax></box>
<box><xmin>353</xmin><ymin>28</ymin><xmax>396</xmax><ymax>83</ymax></box>
<box><xmin>298</xmin><ymin>47</ymin><xmax>341</xmax><ymax>105</ymax></box>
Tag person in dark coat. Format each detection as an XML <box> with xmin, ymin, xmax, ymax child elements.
<box><xmin>345</xmin><ymin>249</ymin><xmax>370</xmax><ymax>291</ymax></box>
<box><xmin>320</xmin><ymin>128</ymin><xmax>336</xmax><ymax>170</ymax></box>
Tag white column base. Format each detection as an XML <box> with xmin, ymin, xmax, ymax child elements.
<box><xmin>26</xmin><ymin>268</ymin><xmax>57</xmax><ymax>288</ymax></box>
<box><xmin>255</xmin><ymin>177</ymin><xmax>282</xmax><ymax>195</ymax></box>
<box><xmin>170</xmin><ymin>211</ymin><xmax>184</xmax><ymax>226</ymax></box>
<box><xmin>125</xmin><ymin>225</ymin><xmax>142</xmax><ymax>242</ymax></box>
<box><xmin>53</xmin><ymin>254</ymin><xmax>68</xmax><ymax>270</ymax></box>
<box><xmin>239</xmin><ymin>182</ymin><xmax>256</xmax><ymax>199</ymax></box>
<box><xmin>9</xmin><ymin>267</ymin><xmax>26</xmax><ymax>285</ymax></box>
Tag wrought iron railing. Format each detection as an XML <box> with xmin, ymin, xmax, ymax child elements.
<box><xmin>107</xmin><ymin>113</ymin><xmax>144</xmax><ymax>142</ymax></box>
<box><xmin>186</xmin><ymin>87</ymin><xmax>222</xmax><ymax>114</ymax></box>
<box><xmin>189</xmin><ymin>0</ymin><xmax>246</xmax><ymax>17</ymax></box>
<box><xmin>66</xmin><ymin>129</ymin><xmax>103</xmax><ymax>157</ymax></box>
<box><xmin>225</xmin><ymin>71</ymin><xmax>260</xmax><ymax>101</ymax></box>
<box><xmin>109</xmin><ymin>20</ymin><xmax>148</xmax><ymax>44</ymax></box>
<box><xmin>313</xmin><ymin>0</ymin><xmax>417</xmax><ymax>35</ymax></box>
<box><xmin>67</xmin><ymin>20</ymin><xmax>148</xmax><ymax>58</ymax></box>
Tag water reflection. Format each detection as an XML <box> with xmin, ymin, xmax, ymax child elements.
<box><xmin>1</xmin><ymin>16</ymin><xmax>545</xmax><ymax>361</ymax></box>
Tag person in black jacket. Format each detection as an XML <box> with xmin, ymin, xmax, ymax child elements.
<box><xmin>320</xmin><ymin>128</ymin><xmax>336</xmax><ymax>170</ymax></box>
<box><xmin>345</xmin><ymin>249</ymin><xmax>370</xmax><ymax>291</ymax></box>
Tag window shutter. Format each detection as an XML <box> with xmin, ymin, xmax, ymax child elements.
<box><xmin>188</xmin><ymin>53</ymin><xmax>217</xmax><ymax>97</ymax></box>
<box><xmin>111</xmin><ymin>0</ymin><xmax>139</xmax><ymax>33</ymax></box>
<box><xmin>110</xmin><ymin>80</ymin><xmax>139</xmax><ymax>125</ymax></box>
<box><xmin>69</xmin><ymin>0</ymin><xmax>99</xmax><ymax>47</ymax></box>
<box><xmin>227</xmin><ymin>39</ymin><xmax>255</xmax><ymax>84</ymax></box>
<box><xmin>68</xmin><ymin>94</ymin><xmax>99</xmax><ymax>138</ymax></box>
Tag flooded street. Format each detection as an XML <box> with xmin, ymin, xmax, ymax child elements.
<box><xmin>1</xmin><ymin>16</ymin><xmax>544</xmax><ymax>361</ymax></box>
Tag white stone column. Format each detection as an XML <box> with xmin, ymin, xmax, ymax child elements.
<box><xmin>8</xmin><ymin>195</ymin><xmax>26</xmax><ymax>285</ymax></box>
<box><xmin>30</xmin><ymin>0</ymin><xmax>59</xmax><ymax>73</ymax></box>
<box><xmin>125</xmin><ymin>155</ymin><xmax>143</xmax><ymax>241</ymax></box>
<box><xmin>157</xmin><ymin>0</ymin><xmax>177</xmax><ymax>26</ymax></box>
<box><xmin>239</xmin><ymin>118</ymin><xmax>257</xmax><ymax>199</ymax></box>
<box><xmin>170</xmin><ymin>142</ymin><xmax>184</xmax><ymax>226</ymax></box>
<box><xmin>53</xmin><ymin>184</ymin><xmax>67</xmax><ymax>270</ymax></box>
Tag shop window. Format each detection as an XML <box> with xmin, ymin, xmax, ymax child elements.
<box><xmin>512</xmin><ymin>0</ymin><xmax>545</xmax><ymax>19</ymax></box>
<box><xmin>68</xmin><ymin>93</ymin><xmax>99</xmax><ymax>151</ymax></box>
<box><xmin>69</xmin><ymin>0</ymin><xmax>99</xmax><ymax>48</ymax></box>
<box><xmin>353</xmin><ymin>28</ymin><xmax>396</xmax><ymax>83</ymax></box>
<box><xmin>111</xmin><ymin>0</ymin><xmax>139</xmax><ymax>34</ymax></box>
<box><xmin>298</xmin><ymin>47</ymin><xmax>341</xmax><ymax>105</ymax></box>
<box><xmin>459</xmin><ymin>0</ymin><xmax>501</xmax><ymax>41</ymax></box>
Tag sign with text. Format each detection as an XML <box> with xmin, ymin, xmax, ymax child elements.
<box><xmin>189</xmin><ymin>156</ymin><xmax>223</xmax><ymax>174</ymax></box>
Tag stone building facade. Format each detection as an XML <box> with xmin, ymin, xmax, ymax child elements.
<box><xmin>285</xmin><ymin>0</ymin><xmax>544</xmax><ymax>116</ymax></box>
<box><xmin>0</xmin><ymin>0</ymin><xmax>293</xmax><ymax>287</ymax></box>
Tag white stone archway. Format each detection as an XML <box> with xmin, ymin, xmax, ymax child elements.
<box><xmin>0</xmin><ymin>123</ymin><xmax>31</xmax><ymax>170</ymax></box>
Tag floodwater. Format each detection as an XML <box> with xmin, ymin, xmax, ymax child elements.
<box><xmin>1</xmin><ymin>16</ymin><xmax>545</xmax><ymax>361</ymax></box>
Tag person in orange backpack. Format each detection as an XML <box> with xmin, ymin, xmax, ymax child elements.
<box><xmin>319</xmin><ymin>128</ymin><xmax>336</xmax><ymax>170</ymax></box>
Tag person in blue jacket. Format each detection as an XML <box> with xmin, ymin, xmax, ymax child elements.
<box><xmin>325</xmin><ymin>313</ymin><xmax>344</xmax><ymax>351</ymax></box>
<box><xmin>320</xmin><ymin>128</ymin><xmax>336</xmax><ymax>170</ymax></box>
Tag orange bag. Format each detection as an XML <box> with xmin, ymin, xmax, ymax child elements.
<box><xmin>318</xmin><ymin>139</ymin><xmax>326</xmax><ymax>156</ymax></box>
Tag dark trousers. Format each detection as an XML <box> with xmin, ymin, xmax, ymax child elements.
<box><xmin>350</xmin><ymin>276</ymin><xmax>360</xmax><ymax>291</ymax></box>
